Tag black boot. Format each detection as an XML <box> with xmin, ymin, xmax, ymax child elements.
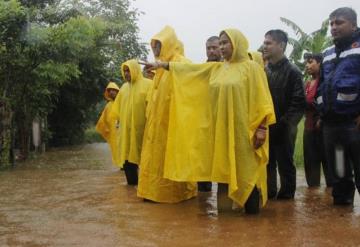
<box><xmin>123</xmin><ymin>161</ymin><xmax>138</xmax><ymax>185</ymax></box>
<box><xmin>245</xmin><ymin>187</ymin><xmax>260</xmax><ymax>214</ymax></box>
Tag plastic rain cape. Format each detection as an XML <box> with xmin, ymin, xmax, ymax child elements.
<box><xmin>111</xmin><ymin>59</ymin><xmax>152</xmax><ymax>167</ymax></box>
<box><xmin>96</xmin><ymin>82</ymin><xmax>121</xmax><ymax>166</ymax></box>
<box><xmin>137</xmin><ymin>26</ymin><xmax>197</xmax><ymax>203</ymax></box>
<box><xmin>164</xmin><ymin>29</ymin><xmax>276</xmax><ymax>207</ymax></box>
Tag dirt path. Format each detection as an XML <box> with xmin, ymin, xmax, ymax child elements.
<box><xmin>0</xmin><ymin>143</ymin><xmax>359</xmax><ymax>246</ymax></box>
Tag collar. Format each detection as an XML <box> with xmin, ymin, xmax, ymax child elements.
<box><xmin>267</xmin><ymin>57</ymin><xmax>289</xmax><ymax>70</ymax></box>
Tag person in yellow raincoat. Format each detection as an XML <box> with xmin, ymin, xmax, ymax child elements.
<box><xmin>137</xmin><ymin>26</ymin><xmax>197</xmax><ymax>203</ymax></box>
<box><xmin>143</xmin><ymin>29</ymin><xmax>275</xmax><ymax>214</ymax></box>
<box><xmin>96</xmin><ymin>82</ymin><xmax>121</xmax><ymax>166</ymax></box>
<box><xmin>111</xmin><ymin>59</ymin><xmax>152</xmax><ymax>185</ymax></box>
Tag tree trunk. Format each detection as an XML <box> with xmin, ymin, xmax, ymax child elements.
<box><xmin>0</xmin><ymin>99</ymin><xmax>13</xmax><ymax>169</ymax></box>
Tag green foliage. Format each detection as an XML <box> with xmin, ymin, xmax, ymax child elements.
<box><xmin>281</xmin><ymin>17</ymin><xmax>333</xmax><ymax>71</ymax></box>
<box><xmin>0</xmin><ymin>0</ymin><xmax>147</xmax><ymax>158</ymax></box>
<box><xmin>294</xmin><ymin>119</ymin><xmax>304</xmax><ymax>167</ymax></box>
<box><xmin>84</xmin><ymin>126</ymin><xmax>105</xmax><ymax>143</ymax></box>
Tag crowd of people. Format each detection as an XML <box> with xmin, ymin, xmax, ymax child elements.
<box><xmin>96</xmin><ymin>7</ymin><xmax>360</xmax><ymax>214</ymax></box>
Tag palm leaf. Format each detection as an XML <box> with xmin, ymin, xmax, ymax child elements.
<box><xmin>280</xmin><ymin>17</ymin><xmax>307</xmax><ymax>38</ymax></box>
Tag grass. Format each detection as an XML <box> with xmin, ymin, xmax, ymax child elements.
<box><xmin>84</xmin><ymin>126</ymin><xmax>105</xmax><ymax>143</ymax></box>
<box><xmin>294</xmin><ymin>119</ymin><xmax>304</xmax><ymax>167</ymax></box>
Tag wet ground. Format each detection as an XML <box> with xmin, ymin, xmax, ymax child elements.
<box><xmin>1</xmin><ymin>143</ymin><xmax>360</xmax><ymax>247</ymax></box>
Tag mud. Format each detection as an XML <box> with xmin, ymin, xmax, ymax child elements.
<box><xmin>0</xmin><ymin>143</ymin><xmax>359</xmax><ymax>246</ymax></box>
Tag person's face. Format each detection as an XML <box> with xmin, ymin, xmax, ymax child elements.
<box><xmin>219</xmin><ymin>33</ymin><xmax>233</xmax><ymax>61</ymax></box>
<box><xmin>123</xmin><ymin>66</ymin><xmax>131</xmax><ymax>82</ymax></box>
<box><xmin>206</xmin><ymin>39</ymin><xmax>221</xmax><ymax>61</ymax></box>
<box><xmin>107</xmin><ymin>88</ymin><xmax>118</xmax><ymax>100</ymax></box>
<box><xmin>151</xmin><ymin>40</ymin><xmax>161</xmax><ymax>57</ymax></box>
<box><xmin>305</xmin><ymin>58</ymin><xmax>320</xmax><ymax>76</ymax></box>
<box><xmin>330</xmin><ymin>16</ymin><xmax>356</xmax><ymax>42</ymax></box>
<box><xmin>262</xmin><ymin>35</ymin><xmax>284</xmax><ymax>60</ymax></box>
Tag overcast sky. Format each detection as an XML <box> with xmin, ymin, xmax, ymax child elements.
<box><xmin>130</xmin><ymin>0</ymin><xmax>360</xmax><ymax>62</ymax></box>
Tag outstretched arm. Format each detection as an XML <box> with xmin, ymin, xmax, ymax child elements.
<box><xmin>139</xmin><ymin>61</ymin><xmax>169</xmax><ymax>71</ymax></box>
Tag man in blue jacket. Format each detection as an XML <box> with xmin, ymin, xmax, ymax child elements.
<box><xmin>316</xmin><ymin>7</ymin><xmax>360</xmax><ymax>205</ymax></box>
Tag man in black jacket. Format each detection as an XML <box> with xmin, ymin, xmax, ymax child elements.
<box><xmin>263</xmin><ymin>29</ymin><xmax>305</xmax><ymax>199</ymax></box>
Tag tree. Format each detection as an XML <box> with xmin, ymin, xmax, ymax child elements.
<box><xmin>0</xmin><ymin>0</ymin><xmax>147</xmax><ymax>165</ymax></box>
<box><xmin>280</xmin><ymin>17</ymin><xmax>333</xmax><ymax>70</ymax></box>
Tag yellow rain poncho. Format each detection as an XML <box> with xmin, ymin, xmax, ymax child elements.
<box><xmin>96</xmin><ymin>82</ymin><xmax>121</xmax><ymax>166</ymax></box>
<box><xmin>249</xmin><ymin>51</ymin><xmax>265</xmax><ymax>68</ymax></box>
<box><xmin>111</xmin><ymin>59</ymin><xmax>152</xmax><ymax>167</ymax></box>
<box><xmin>164</xmin><ymin>29</ymin><xmax>276</xmax><ymax>207</ymax></box>
<box><xmin>137</xmin><ymin>26</ymin><xmax>197</xmax><ymax>203</ymax></box>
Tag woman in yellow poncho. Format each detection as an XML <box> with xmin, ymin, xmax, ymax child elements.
<box><xmin>137</xmin><ymin>26</ymin><xmax>197</xmax><ymax>203</ymax></box>
<box><xmin>143</xmin><ymin>29</ymin><xmax>275</xmax><ymax>214</ymax></box>
<box><xmin>111</xmin><ymin>59</ymin><xmax>152</xmax><ymax>185</ymax></box>
<box><xmin>96</xmin><ymin>82</ymin><xmax>121</xmax><ymax>166</ymax></box>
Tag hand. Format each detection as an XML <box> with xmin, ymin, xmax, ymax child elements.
<box><xmin>355</xmin><ymin>116</ymin><xmax>360</xmax><ymax>130</ymax></box>
<box><xmin>139</xmin><ymin>60</ymin><xmax>167</xmax><ymax>71</ymax></box>
<box><xmin>254</xmin><ymin>128</ymin><xmax>266</xmax><ymax>149</ymax></box>
<box><xmin>315</xmin><ymin>119</ymin><xmax>322</xmax><ymax>130</ymax></box>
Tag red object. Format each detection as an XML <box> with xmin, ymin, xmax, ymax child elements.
<box><xmin>305</xmin><ymin>79</ymin><xmax>319</xmax><ymax>130</ymax></box>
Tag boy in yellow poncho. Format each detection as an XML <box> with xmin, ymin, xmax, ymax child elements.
<box><xmin>137</xmin><ymin>26</ymin><xmax>197</xmax><ymax>203</ymax></box>
<box><xmin>143</xmin><ymin>29</ymin><xmax>276</xmax><ymax>214</ymax></box>
<box><xmin>96</xmin><ymin>82</ymin><xmax>121</xmax><ymax>166</ymax></box>
<box><xmin>111</xmin><ymin>59</ymin><xmax>152</xmax><ymax>185</ymax></box>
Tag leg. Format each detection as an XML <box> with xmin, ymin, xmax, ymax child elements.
<box><xmin>123</xmin><ymin>160</ymin><xmax>138</xmax><ymax>185</ymax></box>
<box><xmin>244</xmin><ymin>187</ymin><xmax>260</xmax><ymax>214</ymax></box>
<box><xmin>345</xmin><ymin>124</ymin><xmax>360</xmax><ymax>196</ymax></box>
<box><xmin>198</xmin><ymin>182</ymin><xmax>212</xmax><ymax>192</ymax></box>
<box><xmin>323</xmin><ymin>124</ymin><xmax>354</xmax><ymax>205</ymax></box>
<box><xmin>217</xmin><ymin>183</ymin><xmax>233</xmax><ymax>212</ymax></box>
<box><xmin>318</xmin><ymin>127</ymin><xmax>334</xmax><ymax>187</ymax></box>
<box><xmin>267</xmin><ymin>144</ymin><xmax>278</xmax><ymax>199</ymax></box>
<box><xmin>304</xmin><ymin>129</ymin><xmax>321</xmax><ymax>187</ymax></box>
<box><xmin>277</xmin><ymin>124</ymin><xmax>297</xmax><ymax>199</ymax></box>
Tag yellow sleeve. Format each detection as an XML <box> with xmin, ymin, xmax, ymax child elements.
<box><xmin>164</xmin><ymin>62</ymin><xmax>218</xmax><ymax>181</ymax></box>
<box><xmin>95</xmin><ymin>102</ymin><xmax>111</xmax><ymax>142</ymax></box>
<box><xmin>248</xmin><ymin>62</ymin><xmax>276</xmax><ymax>163</ymax></box>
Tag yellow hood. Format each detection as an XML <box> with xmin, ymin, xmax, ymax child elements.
<box><xmin>104</xmin><ymin>82</ymin><xmax>120</xmax><ymax>101</ymax></box>
<box><xmin>121</xmin><ymin>59</ymin><xmax>143</xmax><ymax>83</ymax></box>
<box><xmin>176</xmin><ymin>40</ymin><xmax>185</xmax><ymax>56</ymax></box>
<box><xmin>221</xmin><ymin>29</ymin><xmax>250</xmax><ymax>63</ymax></box>
<box><xmin>151</xmin><ymin>26</ymin><xmax>180</xmax><ymax>61</ymax></box>
<box><xmin>249</xmin><ymin>51</ymin><xmax>265</xmax><ymax>69</ymax></box>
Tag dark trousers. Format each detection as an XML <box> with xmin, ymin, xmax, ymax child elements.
<box><xmin>323</xmin><ymin>122</ymin><xmax>360</xmax><ymax>204</ymax></box>
<box><xmin>123</xmin><ymin>161</ymin><xmax>138</xmax><ymax>185</ymax></box>
<box><xmin>267</xmin><ymin>124</ymin><xmax>297</xmax><ymax>199</ymax></box>
<box><xmin>303</xmin><ymin>129</ymin><xmax>334</xmax><ymax>187</ymax></box>
<box><xmin>197</xmin><ymin>182</ymin><xmax>212</xmax><ymax>192</ymax></box>
<box><xmin>217</xmin><ymin>183</ymin><xmax>259</xmax><ymax>214</ymax></box>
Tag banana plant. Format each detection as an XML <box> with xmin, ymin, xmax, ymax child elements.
<box><xmin>280</xmin><ymin>17</ymin><xmax>333</xmax><ymax>71</ymax></box>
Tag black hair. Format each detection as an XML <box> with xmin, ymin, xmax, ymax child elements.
<box><xmin>206</xmin><ymin>36</ymin><xmax>219</xmax><ymax>43</ymax></box>
<box><xmin>330</xmin><ymin>7</ymin><xmax>357</xmax><ymax>26</ymax></box>
<box><xmin>265</xmin><ymin>29</ymin><xmax>288</xmax><ymax>50</ymax></box>
<box><xmin>303</xmin><ymin>52</ymin><xmax>323</xmax><ymax>63</ymax></box>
